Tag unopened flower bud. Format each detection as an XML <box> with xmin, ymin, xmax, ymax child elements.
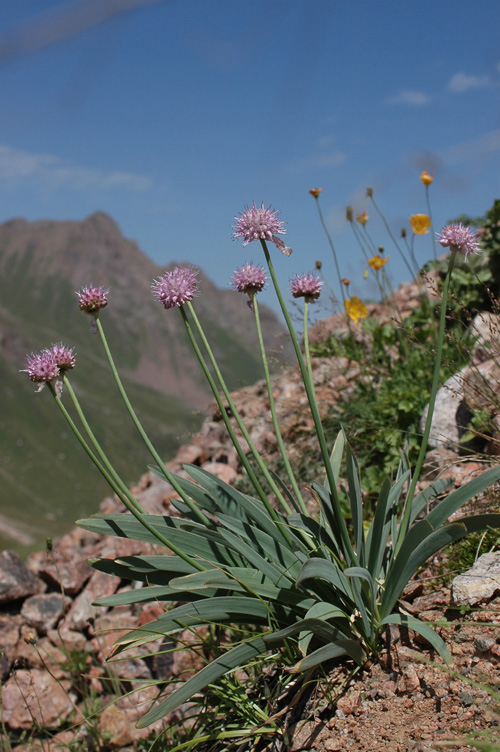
<box><xmin>401</xmin><ymin>228</ymin><xmax>407</xmax><ymax>238</ymax></box>
<box><xmin>315</xmin><ymin>260</ymin><xmax>322</xmax><ymax>270</ymax></box>
<box><xmin>309</xmin><ymin>188</ymin><xmax>322</xmax><ymax>198</ymax></box>
<box><xmin>366</xmin><ymin>187</ymin><xmax>373</xmax><ymax>198</ymax></box>
<box><xmin>346</xmin><ymin>206</ymin><xmax>353</xmax><ymax>222</ymax></box>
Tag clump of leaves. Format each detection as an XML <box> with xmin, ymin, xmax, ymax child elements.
<box><xmin>78</xmin><ymin>429</ymin><xmax>500</xmax><ymax>727</ymax></box>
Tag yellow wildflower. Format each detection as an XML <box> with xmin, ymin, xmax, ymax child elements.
<box><xmin>420</xmin><ymin>171</ymin><xmax>433</xmax><ymax>186</ymax></box>
<box><xmin>345</xmin><ymin>296</ymin><xmax>368</xmax><ymax>324</ymax></box>
<box><xmin>356</xmin><ymin>211</ymin><xmax>369</xmax><ymax>226</ymax></box>
<box><xmin>309</xmin><ymin>188</ymin><xmax>322</xmax><ymax>198</ymax></box>
<box><xmin>410</xmin><ymin>214</ymin><xmax>432</xmax><ymax>235</ymax></box>
<box><xmin>368</xmin><ymin>255</ymin><xmax>388</xmax><ymax>271</ymax></box>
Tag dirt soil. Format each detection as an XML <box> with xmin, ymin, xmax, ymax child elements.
<box><xmin>283</xmin><ymin>588</ymin><xmax>500</xmax><ymax>752</ymax></box>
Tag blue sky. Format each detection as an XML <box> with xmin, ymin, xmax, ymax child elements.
<box><xmin>0</xmin><ymin>0</ymin><xmax>499</xmax><ymax>316</ymax></box>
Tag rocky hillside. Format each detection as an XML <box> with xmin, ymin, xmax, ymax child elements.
<box><xmin>1</xmin><ymin>269</ymin><xmax>500</xmax><ymax>751</ymax></box>
<box><xmin>0</xmin><ymin>212</ymin><xmax>290</xmax><ymax>552</ymax></box>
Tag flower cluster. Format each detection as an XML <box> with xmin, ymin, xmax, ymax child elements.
<box><xmin>437</xmin><ymin>224</ymin><xmax>481</xmax><ymax>260</ymax></box>
<box><xmin>233</xmin><ymin>203</ymin><xmax>292</xmax><ymax>255</ymax></box>
<box><xmin>410</xmin><ymin>214</ymin><xmax>431</xmax><ymax>235</ymax></box>
<box><xmin>232</xmin><ymin>263</ymin><xmax>267</xmax><ymax>295</ymax></box>
<box><xmin>76</xmin><ymin>284</ymin><xmax>109</xmax><ymax>315</ymax></box>
<box><xmin>23</xmin><ymin>343</ymin><xmax>75</xmax><ymax>390</ymax></box>
<box><xmin>152</xmin><ymin>266</ymin><xmax>199</xmax><ymax>309</ymax></box>
<box><xmin>290</xmin><ymin>273</ymin><xmax>323</xmax><ymax>302</ymax></box>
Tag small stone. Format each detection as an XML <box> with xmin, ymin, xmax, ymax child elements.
<box><xmin>20</xmin><ymin>593</ymin><xmax>68</xmax><ymax>634</ymax></box>
<box><xmin>2</xmin><ymin>669</ymin><xmax>77</xmax><ymax>729</ymax></box>
<box><xmin>474</xmin><ymin>635</ymin><xmax>495</xmax><ymax>652</ymax></box>
<box><xmin>0</xmin><ymin>551</ymin><xmax>40</xmax><ymax>604</ymax></box>
<box><xmin>452</xmin><ymin>552</ymin><xmax>500</xmax><ymax>606</ymax></box>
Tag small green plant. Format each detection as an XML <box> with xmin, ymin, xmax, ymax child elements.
<box><xmin>22</xmin><ymin>201</ymin><xmax>500</xmax><ymax>733</ymax></box>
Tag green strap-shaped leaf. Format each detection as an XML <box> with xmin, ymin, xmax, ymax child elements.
<box><xmin>425</xmin><ymin>464</ymin><xmax>500</xmax><ymax>529</ymax></box>
<box><xmin>409</xmin><ymin>477</ymin><xmax>454</xmax><ymax>525</ymax></box>
<box><xmin>137</xmin><ymin>635</ymin><xmax>270</xmax><ymax>727</ymax></box>
<box><xmin>294</xmin><ymin>641</ymin><xmax>364</xmax><ymax>673</ymax></box>
<box><xmin>77</xmin><ymin>514</ymin><xmax>242</xmax><ymax>567</ymax></box>
<box><xmin>216</xmin><ymin>515</ymin><xmax>301</xmax><ymax>580</ymax></box>
<box><xmin>323</xmin><ymin>430</ymin><xmax>345</xmax><ymax>491</ymax></box>
<box><xmin>379</xmin><ymin>613</ymin><xmax>451</xmax><ymax>663</ymax></box>
<box><xmin>296</xmin><ymin>557</ymin><xmax>352</xmax><ymax>604</ymax></box>
<box><xmin>345</xmin><ymin>442</ymin><xmax>365</xmax><ymax>563</ymax></box>
<box><xmin>268</xmin><ymin>618</ymin><xmax>365</xmax><ymax>666</ymax></box>
<box><xmin>381</xmin><ymin>523</ymin><xmax>467</xmax><ymax>617</ymax></box>
<box><xmin>114</xmin><ymin>595</ymin><xmax>312</xmax><ymax>649</ymax></box>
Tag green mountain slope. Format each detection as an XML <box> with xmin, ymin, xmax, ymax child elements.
<box><xmin>0</xmin><ymin>212</ymin><xmax>289</xmax><ymax>554</ymax></box>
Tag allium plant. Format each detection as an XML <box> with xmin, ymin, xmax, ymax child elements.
<box><xmin>23</xmin><ymin>208</ymin><xmax>500</xmax><ymax>731</ymax></box>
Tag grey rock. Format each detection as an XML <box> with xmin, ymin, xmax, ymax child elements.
<box><xmin>0</xmin><ymin>550</ymin><xmax>40</xmax><ymax>604</ymax></box>
<box><xmin>452</xmin><ymin>551</ymin><xmax>500</xmax><ymax>606</ymax></box>
<box><xmin>20</xmin><ymin>592</ymin><xmax>69</xmax><ymax>634</ymax></box>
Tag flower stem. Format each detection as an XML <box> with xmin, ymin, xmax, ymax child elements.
<box><xmin>179</xmin><ymin>305</ymin><xmax>294</xmax><ymax>547</ymax></box>
<box><xmin>62</xmin><ymin>375</ymin><xmax>146</xmax><ymax>515</ymax></box>
<box><xmin>47</xmin><ymin>384</ymin><xmax>205</xmax><ymax>570</ymax></box>
<box><xmin>313</xmin><ymin>195</ymin><xmax>346</xmax><ymax>307</ymax></box>
<box><xmin>94</xmin><ymin>317</ymin><xmax>211</xmax><ymax>527</ymax></box>
<box><xmin>185</xmin><ymin>300</ymin><xmax>294</xmax><ymax>516</ymax></box>
<box><xmin>368</xmin><ymin>194</ymin><xmax>417</xmax><ymax>279</ymax></box>
<box><xmin>424</xmin><ymin>185</ymin><xmax>437</xmax><ymax>262</ymax></box>
<box><xmin>400</xmin><ymin>249</ymin><xmax>458</xmax><ymax>539</ymax></box>
<box><xmin>260</xmin><ymin>240</ymin><xmax>356</xmax><ymax>562</ymax></box>
<box><xmin>252</xmin><ymin>294</ymin><xmax>306</xmax><ymax>514</ymax></box>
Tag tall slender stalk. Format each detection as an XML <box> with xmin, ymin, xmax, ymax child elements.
<box><xmin>368</xmin><ymin>192</ymin><xmax>417</xmax><ymax>279</ymax></box>
<box><xmin>260</xmin><ymin>240</ymin><xmax>356</xmax><ymax>563</ymax></box>
<box><xmin>185</xmin><ymin>301</ymin><xmax>294</xmax><ymax>516</ymax></box>
<box><xmin>312</xmin><ymin>194</ymin><xmax>346</xmax><ymax>307</ymax></box>
<box><xmin>399</xmin><ymin>249</ymin><xmax>458</xmax><ymax>544</ymax></box>
<box><xmin>178</xmin><ymin>305</ymin><xmax>294</xmax><ymax>547</ymax></box>
<box><xmin>47</xmin><ymin>383</ymin><xmax>206</xmax><ymax>569</ymax></box>
<box><xmin>94</xmin><ymin>317</ymin><xmax>211</xmax><ymax>528</ymax></box>
<box><xmin>252</xmin><ymin>294</ymin><xmax>306</xmax><ymax>513</ymax></box>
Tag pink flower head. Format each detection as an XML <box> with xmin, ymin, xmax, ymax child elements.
<box><xmin>76</xmin><ymin>284</ymin><xmax>109</xmax><ymax>315</ymax></box>
<box><xmin>232</xmin><ymin>203</ymin><xmax>292</xmax><ymax>255</ymax></box>
<box><xmin>231</xmin><ymin>262</ymin><xmax>267</xmax><ymax>295</ymax></box>
<box><xmin>23</xmin><ymin>350</ymin><xmax>60</xmax><ymax>385</ymax></box>
<box><xmin>48</xmin><ymin>343</ymin><xmax>76</xmax><ymax>372</ymax></box>
<box><xmin>290</xmin><ymin>273</ymin><xmax>324</xmax><ymax>303</ymax></box>
<box><xmin>151</xmin><ymin>266</ymin><xmax>199</xmax><ymax>310</ymax></box>
<box><xmin>437</xmin><ymin>224</ymin><xmax>481</xmax><ymax>260</ymax></box>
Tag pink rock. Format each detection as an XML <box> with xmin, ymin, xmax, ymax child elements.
<box><xmin>2</xmin><ymin>669</ymin><xmax>78</xmax><ymax>729</ymax></box>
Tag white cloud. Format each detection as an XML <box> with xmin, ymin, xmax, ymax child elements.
<box><xmin>386</xmin><ymin>89</ymin><xmax>430</xmax><ymax>107</ymax></box>
<box><xmin>447</xmin><ymin>71</ymin><xmax>491</xmax><ymax>93</ymax></box>
<box><xmin>0</xmin><ymin>144</ymin><xmax>152</xmax><ymax>192</ymax></box>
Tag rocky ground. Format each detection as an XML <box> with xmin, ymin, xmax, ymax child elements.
<box><xmin>1</xmin><ymin>275</ymin><xmax>500</xmax><ymax>751</ymax></box>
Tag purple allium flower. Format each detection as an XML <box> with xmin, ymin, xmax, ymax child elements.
<box><xmin>232</xmin><ymin>203</ymin><xmax>292</xmax><ymax>255</ymax></box>
<box><xmin>151</xmin><ymin>266</ymin><xmax>199</xmax><ymax>310</ymax></box>
<box><xmin>76</xmin><ymin>284</ymin><xmax>109</xmax><ymax>315</ymax></box>
<box><xmin>48</xmin><ymin>343</ymin><xmax>76</xmax><ymax>371</ymax></box>
<box><xmin>290</xmin><ymin>273</ymin><xmax>324</xmax><ymax>303</ymax></box>
<box><xmin>23</xmin><ymin>350</ymin><xmax>60</xmax><ymax>384</ymax></box>
<box><xmin>231</xmin><ymin>262</ymin><xmax>267</xmax><ymax>295</ymax></box>
<box><xmin>437</xmin><ymin>224</ymin><xmax>481</xmax><ymax>260</ymax></box>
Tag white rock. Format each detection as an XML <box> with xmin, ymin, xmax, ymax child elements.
<box><xmin>452</xmin><ymin>551</ymin><xmax>500</xmax><ymax>606</ymax></box>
